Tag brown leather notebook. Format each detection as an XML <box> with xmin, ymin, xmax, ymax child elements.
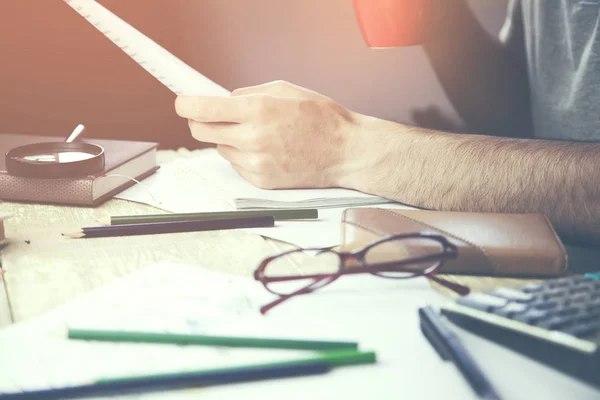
<box><xmin>0</xmin><ymin>134</ymin><xmax>158</xmax><ymax>206</ymax></box>
<box><xmin>341</xmin><ymin>208</ymin><xmax>568</xmax><ymax>277</ymax></box>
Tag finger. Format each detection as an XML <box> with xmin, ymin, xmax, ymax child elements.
<box><xmin>231</xmin><ymin>80</ymin><xmax>326</xmax><ymax>100</ymax></box>
<box><xmin>217</xmin><ymin>144</ymin><xmax>269</xmax><ymax>173</ymax></box>
<box><xmin>216</xmin><ymin>144</ymin><xmax>245</xmax><ymax>166</ymax></box>
<box><xmin>229</xmin><ymin>162</ymin><xmax>272</xmax><ymax>189</ymax></box>
<box><xmin>175</xmin><ymin>95</ymin><xmax>258</xmax><ymax>123</ymax></box>
<box><xmin>188</xmin><ymin>121</ymin><xmax>243</xmax><ymax>147</ymax></box>
<box><xmin>229</xmin><ymin>162</ymin><xmax>280</xmax><ymax>190</ymax></box>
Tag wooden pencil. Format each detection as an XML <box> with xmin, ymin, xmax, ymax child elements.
<box><xmin>68</xmin><ymin>328</ymin><xmax>359</xmax><ymax>351</ymax></box>
<box><xmin>63</xmin><ymin>216</ymin><xmax>274</xmax><ymax>239</ymax></box>
<box><xmin>102</xmin><ymin>209</ymin><xmax>318</xmax><ymax>225</ymax></box>
<box><xmin>99</xmin><ymin>350</ymin><xmax>376</xmax><ymax>384</ymax></box>
<box><xmin>0</xmin><ymin>362</ymin><xmax>330</xmax><ymax>400</ymax></box>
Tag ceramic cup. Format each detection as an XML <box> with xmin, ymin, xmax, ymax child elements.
<box><xmin>352</xmin><ymin>0</ymin><xmax>439</xmax><ymax>47</ymax></box>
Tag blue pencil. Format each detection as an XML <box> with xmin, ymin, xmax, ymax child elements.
<box><xmin>0</xmin><ymin>362</ymin><xmax>329</xmax><ymax>400</ymax></box>
<box><xmin>419</xmin><ymin>306</ymin><xmax>501</xmax><ymax>400</ymax></box>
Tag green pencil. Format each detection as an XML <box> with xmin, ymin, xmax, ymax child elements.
<box><xmin>68</xmin><ymin>329</ymin><xmax>358</xmax><ymax>351</ymax></box>
<box><xmin>98</xmin><ymin>350</ymin><xmax>377</xmax><ymax>384</ymax></box>
<box><xmin>103</xmin><ymin>209</ymin><xmax>318</xmax><ymax>225</ymax></box>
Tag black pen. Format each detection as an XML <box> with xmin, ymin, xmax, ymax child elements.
<box><xmin>419</xmin><ymin>306</ymin><xmax>501</xmax><ymax>400</ymax></box>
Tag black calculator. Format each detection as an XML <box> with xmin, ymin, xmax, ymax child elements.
<box><xmin>440</xmin><ymin>272</ymin><xmax>600</xmax><ymax>387</ymax></box>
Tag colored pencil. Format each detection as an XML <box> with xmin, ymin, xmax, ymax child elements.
<box><xmin>0</xmin><ymin>361</ymin><xmax>330</xmax><ymax>400</ymax></box>
<box><xmin>420</xmin><ymin>306</ymin><xmax>500</xmax><ymax>400</ymax></box>
<box><xmin>103</xmin><ymin>208</ymin><xmax>318</xmax><ymax>225</ymax></box>
<box><xmin>98</xmin><ymin>350</ymin><xmax>377</xmax><ymax>384</ymax></box>
<box><xmin>68</xmin><ymin>328</ymin><xmax>359</xmax><ymax>351</ymax></box>
<box><xmin>62</xmin><ymin>216</ymin><xmax>274</xmax><ymax>239</ymax></box>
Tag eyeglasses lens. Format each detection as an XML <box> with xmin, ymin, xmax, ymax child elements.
<box><xmin>364</xmin><ymin>237</ymin><xmax>446</xmax><ymax>278</ymax></box>
<box><xmin>264</xmin><ymin>249</ymin><xmax>340</xmax><ymax>295</ymax></box>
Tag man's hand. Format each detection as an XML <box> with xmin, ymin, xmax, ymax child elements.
<box><xmin>175</xmin><ymin>80</ymin><xmax>600</xmax><ymax>246</ymax></box>
<box><xmin>175</xmin><ymin>81</ymin><xmax>361</xmax><ymax>189</ymax></box>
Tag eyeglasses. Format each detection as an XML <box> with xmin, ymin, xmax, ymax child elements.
<box><xmin>254</xmin><ymin>233</ymin><xmax>469</xmax><ymax>314</ymax></box>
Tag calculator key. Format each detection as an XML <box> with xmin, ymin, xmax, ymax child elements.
<box><xmin>567</xmin><ymin>293</ymin><xmax>591</xmax><ymax>306</ymax></box>
<box><xmin>560</xmin><ymin>322</ymin><xmax>600</xmax><ymax>338</ymax></box>
<box><xmin>514</xmin><ymin>309</ymin><xmax>550</xmax><ymax>324</ymax></box>
<box><xmin>551</xmin><ymin>306</ymin><xmax>583</xmax><ymax>318</ymax></box>
<box><xmin>571</xmin><ymin>283</ymin><xmax>595</xmax><ymax>294</ymax></box>
<box><xmin>521</xmin><ymin>283</ymin><xmax>544</xmax><ymax>293</ymax></box>
<box><xmin>590</xmin><ymin>280</ymin><xmax>600</xmax><ymax>289</ymax></box>
<box><xmin>577</xmin><ymin>309</ymin><xmax>600</xmax><ymax>323</ymax></box>
<box><xmin>489</xmin><ymin>287</ymin><xmax>534</xmax><ymax>302</ymax></box>
<box><xmin>540</xmin><ymin>289</ymin><xmax>567</xmax><ymax>300</ymax></box>
<box><xmin>549</xmin><ymin>276</ymin><xmax>579</xmax><ymax>286</ymax></box>
<box><xmin>493</xmin><ymin>302</ymin><xmax>528</xmax><ymax>317</ymax></box>
<box><xmin>568</xmin><ymin>286</ymin><xmax>591</xmax><ymax>295</ymax></box>
<box><xmin>530</xmin><ymin>300</ymin><xmax>559</xmax><ymax>311</ymax></box>
<box><xmin>548</xmin><ymin>279</ymin><xmax>573</xmax><ymax>289</ymax></box>
<box><xmin>457</xmin><ymin>293</ymin><xmax>508</xmax><ymax>312</ymax></box>
<box><xmin>537</xmin><ymin>315</ymin><xmax>577</xmax><ymax>330</ymax></box>
<box><xmin>584</xmin><ymin>271</ymin><xmax>600</xmax><ymax>280</ymax></box>
<box><xmin>570</xmin><ymin>275</ymin><xmax>590</xmax><ymax>283</ymax></box>
<box><xmin>571</xmin><ymin>281</ymin><xmax>592</xmax><ymax>291</ymax></box>
<box><xmin>584</xmin><ymin>300</ymin><xmax>600</xmax><ymax>312</ymax></box>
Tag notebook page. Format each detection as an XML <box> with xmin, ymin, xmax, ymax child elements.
<box><xmin>63</xmin><ymin>0</ymin><xmax>229</xmax><ymax>96</ymax></box>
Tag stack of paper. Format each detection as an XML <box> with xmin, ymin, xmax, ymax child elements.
<box><xmin>117</xmin><ymin>149</ymin><xmax>393</xmax><ymax>211</ymax></box>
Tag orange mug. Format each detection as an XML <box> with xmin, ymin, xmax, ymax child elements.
<box><xmin>352</xmin><ymin>0</ymin><xmax>439</xmax><ymax>48</ymax></box>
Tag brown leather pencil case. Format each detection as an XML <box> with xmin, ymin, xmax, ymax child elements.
<box><xmin>341</xmin><ymin>208</ymin><xmax>568</xmax><ymax>276</ymax></box>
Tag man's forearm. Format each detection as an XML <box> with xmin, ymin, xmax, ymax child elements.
<box><xmin>423</xmin><ymin>0</ymin><xmax>532</xmax><ymax>137</ymax></box>
<box><xmin>341</xmin><ymin>116</ymin><xmax>600</xmax><ymax>246</ymax></box>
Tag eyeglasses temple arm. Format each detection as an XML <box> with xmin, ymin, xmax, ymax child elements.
<box><xmin>426</xmin><ymin>274</ymin><xmax>470</xmax><ymax>296</ymax></box>
<box><xmin>260</xmin><ymin>278</ymin><xmax>328</xmax><ymax>315</ymax></box>
<box><xmin>260</xmin><ymin>295</ymin><xmax>293</xmax><ymax>315</ymax></box>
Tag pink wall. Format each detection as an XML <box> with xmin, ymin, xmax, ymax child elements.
<box><xmin>0</xmin><ymin>1</ymin><xmax>508</xmax><ymax>149</ymax></box>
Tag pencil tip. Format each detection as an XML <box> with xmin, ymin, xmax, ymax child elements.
<box><xmin>62</xmin><ymin>230</ymin><xmax>85</xmax><ymax>239</ymax></box>
<box><xmin>97</xmin><ymin>216</ymin><xmax>111</xmax><ymax>226</ymax></box>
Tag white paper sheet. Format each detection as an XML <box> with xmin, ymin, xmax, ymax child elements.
<box><xmin>63</xmin><ymin>0</ymin><xmax>229</xmax><ymax>96</ymax></box>
<box><xmin>0</xmin><ymin>261</ymin><xmax>473</xmax><ymax>399</ymax></box>
<box><xmin>3</xmin><ymin>261</ymin><xmax>598</xmax><ymax>399</ymax></box>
